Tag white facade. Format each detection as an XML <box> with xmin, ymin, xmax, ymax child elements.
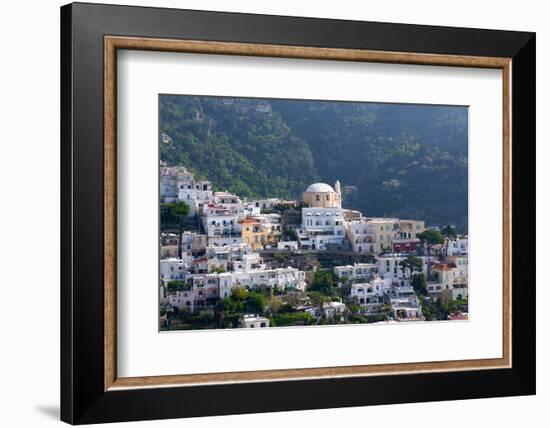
<box><xmin>218</xmin><ymin>272</ymin><xmax>234</xmax><ymax>299</ymax></box>
<box><xmin>241</xmin><ymin>314</ymin><xmax>270</xmax><ymax>328</ymax></box>
<box><xmin>202</xmin><ymin>207</ymin><xmax>241</xmax><ymax>237</ymax></box>
<box><xmin>160</xmin><ymin>258</ymin><xmax>185</xmax><ymax>284</ymax></box>
<box><xmin>446</xmin><ymin>255</ymin><xmax>468</xmax><ymax>284</ymax></box>
<box><xmin>377</xmin><ymin>254</ymin><xmax>410</xmax><ymax>286</ymax></box>
<box><xmin>231</xmin><ymin>267</ymin><xmax>306</xmax><ymax>291</ymax></box>
<box><xmin>160</xmin><ymin>165</ymin><xmax>185</xmax><ymax>203</ymax></box>
<box><xmin>249</xmin><ymin>198</ymin><xmax>282</xmax><ymax>210</ymax></box>
<box><xmin>333</xmin><ymin>263</ymin><xmax>379</xmax><ymax>283</ymax></box>
<box><xmin>277</xmin><ymin>241</ymin><xmax>299</xmax><ymax>250</ymax></box>
<box><xmin>205</xmin><ymin>242</ymin><xmax>253</xmax><ymax>273</ymax></box>
<box><xmin>168</xmin><ymin>290</ymin><xmax>194</xmax><ymax>312</ymax></box>
<box><xmin>322</xmin><ymin>301</ymin><xmax>346</xmax><ymax>318</ymax></box>
<box><xmin>345</xmin><ymin>219</ymin><xmax>377</xmax><ymax>254</ymax></box>
<box><xmin>177</xmin><ymin>175</ymin><xmax>212</xmax><ymax>216</ymax></box>
<box><xmin>390</xmin><ymin>295</ymin><xmax>424</xmax><ymax>321</ymax></box>
<box><xmin>207</xmin><ymin>235</ymin><xmax>244</xmax><ymax>247</ymax></box>
<box><xmin>351</xmin><ymin>278</ymin><xmax>385</xmax><ymax>304</ymax></box>
<box><xmin>301</xmin><ymin>207</ymin><xmax>346</xmax><ymax>250</ymax></box>
<box><xmin>445</xmin><ymin>237</ymin><xmax>469</xmax><ymax>256</ymax></box>
<box><xmin>431</xmin><ymin>259</ymin><xmax>468</xmax><ymax>301</ymax></box>
<box><xmin>160</xmin><ymin>165</ymin><xmax>213</xmax><ymax>213</ymax></box>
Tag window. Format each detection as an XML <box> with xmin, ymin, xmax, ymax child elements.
<box><xmin>315</xmin><ymin>195</ymin><xmax>320</xmax><ymax>201</ymax></box>
<box><xmin>326</xmin><ymin>195</ymin><xmax>330</xmax><ymax>201</ymax></box>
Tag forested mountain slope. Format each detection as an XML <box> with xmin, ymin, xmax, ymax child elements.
<box><xmin>160</xmin><ymin>95</ymin><xmax>468</xmax><ymax>230</ymax></box>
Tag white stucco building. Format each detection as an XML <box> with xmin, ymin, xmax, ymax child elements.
<box><xmin>333</xmin><ymin>263</ymin><xmax>379</xmax><ymax>283</ymax></box>
<box><xmin>160</xmin><ymin>258</ymin><xmax>185</xmax><ymax>284</ymax></box>
<box><xmin>444</xmin><ymin>237</ymin><xmax>469</xmax><ymax>256</ymax></box>
<box><xmin>350</xmin><ymin>278</ymin><xmax>385</xmax><ymax>304</ymax></box>
<box><xmin>300</xmin><ymin>207</ymin><xmax>346</xmax><ymax>250</ymax></box>
<box><xmin>345</xmin><ymin>218</ymin><xmax>377</xmax><ymax>254</ymax></box>
<box><xmin>241</xmin><ymin>314</ymin><xmax>270</xmax><ymax>328</ymax></box>
<box><xmin>202</xmin><ymin>204</ymin><xmax>241</xmax><ymax>237</ymax></box>
<box><xmin>177</xmin><ymin>170</ymin><xmax>213</xmax><ymax>216</ymax></box>
<box><xmin>377</xmin><ymin>254</ymin><xmax>411</xmax><ymax>286</ymax></box>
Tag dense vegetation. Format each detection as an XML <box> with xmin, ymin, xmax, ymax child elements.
<box><xmin>160</xmin><ymin>96</ymin><xmax>468</xmax><ymax>231</ymax></box>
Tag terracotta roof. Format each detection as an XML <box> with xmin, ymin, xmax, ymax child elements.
<box><xmin>239</xmin><ymin>217</ymin><xmax>260</xmax><ymax>224</ymax></box>
<box><xmin>433</xmin><ymin>262</ymin><xmax>457</xmax><ymax>271</ymax></box>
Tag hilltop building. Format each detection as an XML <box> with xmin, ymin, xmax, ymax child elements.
<box><xmin>303</xmin><ymin>181</ymin><xmax>342</xmax><ymax>208</ymax></box>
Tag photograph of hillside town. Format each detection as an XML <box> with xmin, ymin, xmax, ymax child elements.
<box><xmin>159</xmin><ymin>95</ymin><xmax>469</xmax><ymax>331</ymax></box>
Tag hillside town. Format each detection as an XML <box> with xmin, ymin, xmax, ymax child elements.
<box><xmin>160</xmin><ymin>163</ymin><xmax>469</xmax><ymax>330</ymax></box>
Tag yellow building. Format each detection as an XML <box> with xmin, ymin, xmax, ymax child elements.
<box><xmin>398</xmin><ymin>219</ymin><xmax>426</xmax><ymax>239</ymax></box>
<box><xmin>240</xmin><ymin>217</ymin><xmax>279</xmax><ymax>250</ymax></box>
<box><xmin>302</xmin><ymin>181</ymin><xmax>342</xmax><ymax>208</ymax></box>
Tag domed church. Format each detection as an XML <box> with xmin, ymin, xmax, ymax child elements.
<box><xmin>303</xmin><ymin>181</ymin><xmax>342</xmax><ymax>208</ymax></box>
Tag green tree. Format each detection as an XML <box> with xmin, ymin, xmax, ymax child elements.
<box><xmin>418</xmin><ymin>229</ymin><xmax>445</xmax><ymax>257</ymax></box>
<box><xmin>160</xmin><ymin>201</ymin><xmax>190</xmax><ymax>232</ymax></box>
<box><xmin>281</xmin><ymin>227</ymin><xmax>298</xmax><ymax>242</ymax></box>
<box><xmin>266</xmin><ymin>296</ymin><xmax>283</xmax><ymax>315</ymax></box>
<box><xmin>307</xmin><ymin>271</ymin><xmax>336</xmax><ymax>296</ymax></box>
<box><xmin>270</xmin><ymin>312</ymin><xmax>316</xmax><ymax>327</ymax></box>
<box><xmin>231</xmin><ymin>287</ymin><xmax>248</xmax><ymax>301</ymax></box>
<box><xmin>441</xmin><ymin>224</ymin><xmax>457</xmax><ymax>238</ymax></box>
<box><xmin>244</xmin><ymin>292</ymin><xmax>266</xmax><ymax>314</ymax></box>
<box><xmin>420</xmin><ymin>299</ymin><xmax>432</xmax><ymax>320</ymax></box>
<box><xmin>399</xmin><ymin>255</ymin><xmax>423</xmax><ymax>277</ymax></box>
<box><xmin>411</xmin><ymin>273</ymin><xmax>428</xmax><ymax>296</ymax></box>
<box><xmin>417</xmin><ymin>229</ymin><xmax>445</xmax><ymax>245</ymax></box>
<box><xmin>307</xmin><ymin>291</ymin><xmax>333</xmax><ymax>311</ymax></box>
<box><xmin>166</xmin><ymin>280</ymin><xmax>188</xmax><ymax>291</ymax></box>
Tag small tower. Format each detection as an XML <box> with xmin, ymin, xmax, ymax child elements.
<box><xmin>334</xmin><ymin>180</ymin><xmax>342</xmax><ymax>207</ymax></box>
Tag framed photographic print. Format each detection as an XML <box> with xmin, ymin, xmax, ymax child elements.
<box><xmin>60</xmin><ymin>2</ymin><xmax>536</xmax><ymax>424</ymax></box>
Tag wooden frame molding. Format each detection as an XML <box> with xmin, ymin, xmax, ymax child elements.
<box><xmin>104</xmin><ymin>35</ymin><xmax>513</xmax><ymax>391</ymax></box>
